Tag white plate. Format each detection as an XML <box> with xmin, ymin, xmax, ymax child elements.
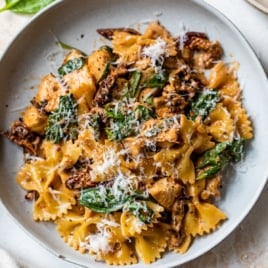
<box><xmin>247</xmin><ymin>0</ymin><xmax>268</xmax><ymax>13</ymax></box>
<box><xmin>0</xmin><ymin>0</ymin><xmax>268</xmax><ymax>267</ymax></box>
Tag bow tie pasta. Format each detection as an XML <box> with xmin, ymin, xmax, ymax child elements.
<box><xmin>5</xmin><ymin>21</ymin><xmax>253</xmax><ymax>265</ymax></box>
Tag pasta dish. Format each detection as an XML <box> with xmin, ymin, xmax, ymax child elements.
<box><xmin>4</xmin><ymin>21</ymin><xmax>253</xmax><ymax>265</ymax></box>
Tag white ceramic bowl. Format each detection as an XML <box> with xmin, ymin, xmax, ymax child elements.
<box><xmin>1</xmin><ymin>0</ymin><xmax>268</xmax><ymax>267</ymax></box>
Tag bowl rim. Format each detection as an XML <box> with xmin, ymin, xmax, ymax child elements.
<box><xmin>0</xmin><ymin>0</ymin><xmax>268</xmax><ymax>267</ymax></box>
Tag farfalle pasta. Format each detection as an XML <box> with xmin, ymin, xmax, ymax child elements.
<box><xmin>5</xmin><ymin>21</ymin><xmax>253</xmax><ymax>265</ymax></box>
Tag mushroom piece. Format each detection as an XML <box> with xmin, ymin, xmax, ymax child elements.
<box><xmin>182</xmin><ymin>31</ymin><xmax>223</xmax><ymax>69</ymax></box>
<box><xmin>65</xmin><ymin>166</ymin><xmax>96</xmax><ymax>190</ymax></box>
<box><xmin>4</xmin><ymin>120</ymin><xmax>41</xmax><ymax>155</ymax></box>
<box><xmin>97</xmin><ymin>27</ymin><xmax>141</xmax><ymax>40</ymax></box>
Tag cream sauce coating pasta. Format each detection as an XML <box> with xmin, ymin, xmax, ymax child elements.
<box><xmin>5</xmin><ymin>21</ymin><xmax>253</xmax><ymax>265</ymax></box>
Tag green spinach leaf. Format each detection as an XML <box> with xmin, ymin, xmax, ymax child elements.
<box><xmin>129</xmin><ymin>70</ymin><xmax>142</xmax><ymax>98</ymax></box>
<box><xmin>79</xmin><ymin>184</ymin><xmax>154</xmax><ymax>223</ymax></box>
<box><xmin>0</xmin><ymin>0</ymin><xmax>20</xmax><ymax>12</ymax></box>
<box><xmin>104</xmin><ymin>102</ymin><xmax>154</xmax><ymax>141</ymax></box>
<box><xmin>97</xmin><ymin>62</ymin><xmax>111</xmax><ymax>83</ymax></box>
<box><xmin>134</xmin><ymin>105</ymin><xmax>154</xmax><ymax>121</ymax></box>
<box><xmin>188</xmin><ymin>89</ymin><xmax>219</xmax><ymax>121</ymax></box>
<box><xmin>56</xmin><ymin>40</ymin><xmax>86</xmax><ymax>55</ymax></box>
<box><xmin>0</xmin><ymin>0</ymin><xmax>55</xmax><ymax>14</ymax></box>
<box><xmin>146</xmin><ymin>71</ymin><xmax>168</xmax><ymax>89</ymax></box>
<box><xmin>196</xmin><ymin>138</ymin><xmax>245</xmax><ymax>180</ymax></box>
<box><xmin>79</xmin><ymin>187</ymin><xmax>128</xmax><ymax>213</ymax></box>
<box><xmin>127</xmin><ymin>200</ymin><xmax>154</xmax><ymax>223</ymax></box>
<box><xmin>58</xmin><ymin>57</ymin><xmax>86</xmax><ymax>77</ymax></box>
<box><xmin>45</xmin><ymin>94</ymin><xmax>78</xmax><ymax>144</ymax></box>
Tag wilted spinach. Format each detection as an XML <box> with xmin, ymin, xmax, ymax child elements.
<box><xmin>0</xmin><ymin>0</ymin><xmax>55</xmax><ymax>14</ymax></box>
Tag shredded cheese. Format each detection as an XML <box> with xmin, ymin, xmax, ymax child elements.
<box><xmin>142</xmin><ymin>37</ymin><xmax>167</xmax><ymax>70</ymax></box>
<box><xmin>92</xmin><ymin>148</ymin><xmax>120</xmax><ymax>178</ymax></box>
<box><xmin>83</xmin><ymin>219</ymin><xmax>120</xmax><ymax>258</ymax></box>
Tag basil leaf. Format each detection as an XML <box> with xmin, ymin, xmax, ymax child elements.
<box><xmin>58</xmin><ymin>57</ymin><xmax>86</xmax><ymax>77</ymax></box>
<box><xmin>0</xmin><ymin>0</ymin><xmax>55</xmax><ymax>14</ymax></box>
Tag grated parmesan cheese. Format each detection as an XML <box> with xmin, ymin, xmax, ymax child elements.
<box><xmin>142</xmin><ymin>37</ymin><xmax>168</xmax><ymax>70</ymax></box>
<box><xmin>24</xmin><ymin>153</ymin><xmax>44</xmax><ymax>162</ymax></box>
<box><xmin>92</xmin><ymin>148</ymin><xmax>120</xmax><ymax>178</ymax></box>
<box><xmin>83</xmin><ymin>219</ymin><xmax>120</xmax><ymax>258</ymax></box>
<box><xmin>86</xmin><ymin>230</ymin><xmax>112</xmax><ymax>257</ymax></box>
<box><xmin>112</xmin><ymin>172</ymin><xmax>137</xmax><ymax>200</ymax></box>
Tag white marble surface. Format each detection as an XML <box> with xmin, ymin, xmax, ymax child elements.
<box><xmin>0</xmin><ymin>0</ymin><xmax>268</xmax><ymax>267</ymax></box>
